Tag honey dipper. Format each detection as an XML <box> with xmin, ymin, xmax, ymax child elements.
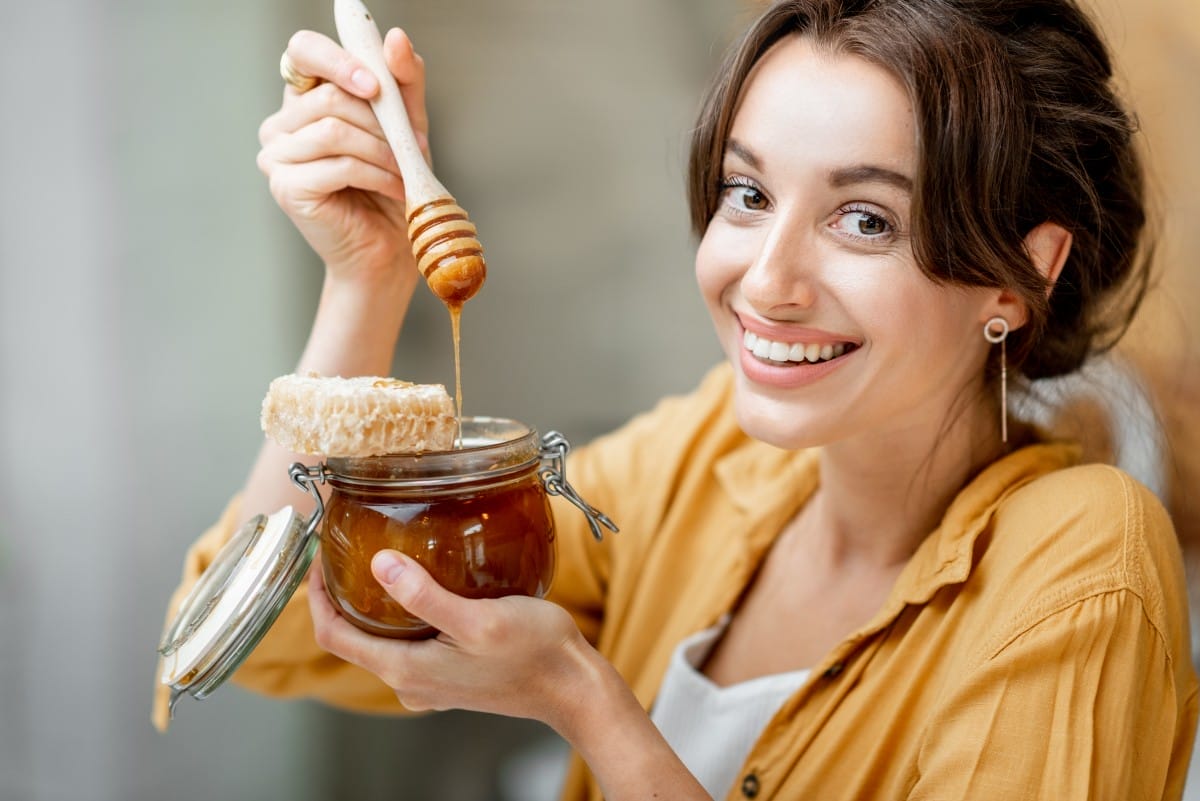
<box><xmin>335</xmin><ymin>0</ymin><xmax>486</xmax><ymax>305</ymax></box>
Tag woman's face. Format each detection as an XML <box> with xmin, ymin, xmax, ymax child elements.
<box><xmin>696</xmin><ymin>35</ymin><xmax>998</xmax><ymax>451</ymax></box>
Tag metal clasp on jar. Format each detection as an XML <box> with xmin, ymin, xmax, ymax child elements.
<box><xmin>538</xmin><ymin>431</ymin><xmax>618</xmax><ymax>542</ymax></box>
<box><xmin>288</xmin><ymin>462</ymin><xmax>330</xmax><ymax>536</ymax></box>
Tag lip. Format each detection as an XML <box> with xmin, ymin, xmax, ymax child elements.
<box><xmin>734</xmin><ymin>316</ymin><xmax>859</xmax><ymax>389</ymax></box>
<box><xmin>735</xmin><ymin>313</ymin><xmax>860</xmax><ymax>348</ymax></box>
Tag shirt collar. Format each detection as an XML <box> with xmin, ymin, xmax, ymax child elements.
<box><xmin>891</xmin><ymin>440</ymin><xmax>1081</xmax><ymax>606</ymax></box>
<box><xmin>713</xmin><ymin>435</ymin><xmax>1081</xmax><ymax>609</ymax></box>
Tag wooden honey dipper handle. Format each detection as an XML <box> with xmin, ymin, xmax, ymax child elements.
<box><xmin>335</xmin><ymin>0</ymin><xmax>486</xmax><ymax>305</ymax></box>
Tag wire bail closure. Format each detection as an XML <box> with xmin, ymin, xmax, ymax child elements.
<box><xmin>538</xmin><ymin>431</ymin><xmax>618</xmax><ymax>542</ymax></box>
<box><xmin>289</xmin><ymin>462</ymin><xmax>330</xmax><ymax>535</ymax></box>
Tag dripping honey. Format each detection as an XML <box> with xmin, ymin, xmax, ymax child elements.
<box><xmin>450</xmin><ymin>302</ymin><xmax>463</xmax><ymax>443</ymax></box>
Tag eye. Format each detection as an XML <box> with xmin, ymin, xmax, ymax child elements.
<box><xmin>855</xmin><ymin>213</ymin><xmax>888</xmax><ymax>236</ymax></box>
<box><xmin>719</xmin><ymin>177</ymin><xmax>770</xmax><ymax>215</ymax></box>
<box><xmin>833</xmin><ymin>204</ymin><xmax>898</xmax><ymax>242</ymax></box>
<box><xmin>733</xmin><ymin>186</ymin><xmax>769</xmax><ymax>211</ymax></box>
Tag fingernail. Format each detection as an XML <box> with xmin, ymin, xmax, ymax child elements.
<box><xmin>351</xmin><ymin>68</ymin><xmax>376</xmax><ymax>95</ymax></box>
<box><xmin>372</xmin><ymin>551</ymin><xmax>407</xmax><ymax>584</ymax></box>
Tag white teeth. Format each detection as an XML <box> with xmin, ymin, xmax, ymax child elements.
<box><xmin>742</xmin><ymin>329</ymin><xmax>854</xmax><ymax>365</ymax></box>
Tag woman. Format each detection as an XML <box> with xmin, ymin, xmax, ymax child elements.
<box><xmin>158</xmin><ymin>0</ymin><xmax>1197</xmax><ymax>798</ymax></box>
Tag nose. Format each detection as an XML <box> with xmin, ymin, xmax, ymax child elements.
<box><xmin>740</xmin><ymin>214</ymin><xmax>819</xmax><ymax>314</ymax></box>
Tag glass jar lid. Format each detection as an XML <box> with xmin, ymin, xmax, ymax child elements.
<box><xmin>158</xmin><ymin>504</ymin><xmax>318</xmax><ymax>719</ymax></box>
<box><xmin>324</xmin><ymin>417</ymin><xmax>541</xmax><ymax>489</ymax></box>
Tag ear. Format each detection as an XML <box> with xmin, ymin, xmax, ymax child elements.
<box><xmin>1024</xmin><ymin>221</ymin><xmax>1072</xmax><ymax>291</ymax></box>
<box><xmin>979</xmin><ymin>222</ymin><xmax>1073</xmax><ymax>332</ymax></box>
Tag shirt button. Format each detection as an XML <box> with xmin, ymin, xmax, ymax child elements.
<box><xmin>822</xmin><ymin>661</ymin><xmax>845</xmax><ymax>679</ymax></box>
<box><xmin>741</xmin><ymin>773</ymin><xmax>761</xmax><ymax>798</ymax></box>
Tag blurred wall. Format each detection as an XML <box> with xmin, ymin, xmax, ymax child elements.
<box><xmin>1</xmin><ymin>1</ymin><xmax>1196</xmax><ymax>800</ymax></box>
<box><xmin>0</xmin><ymin>1</ymin><xmax>736</xmax><ymax>800</ymax></box>
<box><xmin>1</xmin><ymin>3</ymin><xmax>329</xmax><ymax>800</ymax></box>
<box><xmin>1082</xmin><ymin>0</ymin><xmax>1200</xmax><ymax>554</ymax></box>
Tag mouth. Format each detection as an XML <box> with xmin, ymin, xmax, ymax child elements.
<box><xmin>742</xmin><ymin>330</ymin><xmax>859</xmax><ymax>366</ymax></box>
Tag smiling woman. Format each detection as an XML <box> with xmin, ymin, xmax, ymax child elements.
<box><xmin>693</xmin><ymin>33</ymin><xmax>1075</xmax><ymax>457</ymax></box>
<box><xmin>158</xmin><ymin>1</ymin><xmax>1196</xmax><ymax>799</ymax></box>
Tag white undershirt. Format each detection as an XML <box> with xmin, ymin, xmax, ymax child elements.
<box><xmin>650</xmin><ymin>619</ymin><xmax>810</xmax><ymax>799</ymax></box>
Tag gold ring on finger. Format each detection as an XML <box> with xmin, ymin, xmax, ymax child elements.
<box><xmin>280</xmin><ymin>51</ymin><xmax>321</xmax><ymax>94</ymax></box>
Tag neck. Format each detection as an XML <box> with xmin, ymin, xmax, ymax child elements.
<box><xmin>805</xmin><ymin>403</ymin><xmax>1007</xmax><ymax>571</ymax></box>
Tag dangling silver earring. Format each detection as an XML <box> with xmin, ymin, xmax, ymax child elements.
<box><xmin>983</xmin><ymin>317</ymin><xmax>1010</xmax><ymax>443</ymax></box>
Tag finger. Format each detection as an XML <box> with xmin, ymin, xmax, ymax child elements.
<box><xmin>262</xmin><ymin>155</ymin><xmax>406</xmax><ymax>204</ymax></box>
<box><xmin>307</xmin><ymin>558</ymin><xmax>401</xmax><ymax>669</ymax></box>
<box><xmin>306</xmin><ymin>555</ymin><xmax>342</xmax><ymax>631</ymax></box>
<box><xmin>261</xmin><ymin>81</ymin><xmax>384</xmax><ymax>144</ymax></box>
<box><xmin>307</xmin><ymin>557</ymin><xmax>394</xmax><ymax>667</ymax></box>
<box><xmin>307</xmin><ymin>556</ymin><xmax>351</xmax><ymax>641</ymax></box>
<box><xmin>306</xmin><ymin>556</ymin><xmax>447</xmax><ymax>711</ymax></box>
<box><xmin>285</xmin><ymin>29</ymin><xmax>378</xmax><ymax>99</ymax></box>
<box><xmin>372</xmin><ymin>551</ymin><xmax>480</xmax><ymax>639</ymax></box>
<box><xmin>270</xmin><ymin>117</ymin><xmax>400</xmax><ymax>177</ymax></box>
<box><xmin>382</xmin><ymin>28</ymin><xmax>430</xmax><ymax>155</ymax></box>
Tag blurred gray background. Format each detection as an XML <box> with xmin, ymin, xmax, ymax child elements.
<box><xmin>2</xmin><ymin>1</ymin><xmax>1197</xmax><ymax>800</ymax></box>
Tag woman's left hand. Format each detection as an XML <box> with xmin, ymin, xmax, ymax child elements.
<box><xmin>307</xmin><ymin>550</ymin><xmax>594</xmax><ymax>725</ymax></box>
<box><xmin>309</xmin><ymin>550</ymin><xmax>715</xmax><ymax>800</ymax></box>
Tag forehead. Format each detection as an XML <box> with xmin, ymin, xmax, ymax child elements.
<box><xmin>730</xmin><ymin>35</ymin><xmax>916</xmax><ymax>174</ymax></box>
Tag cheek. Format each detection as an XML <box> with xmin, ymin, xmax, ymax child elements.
<box><xmin>837</xmin><ymin>269</ymin><xmax>982</xmax><ymax>356</ymax></box>
<box><xmin>871</xmin><ymin>282</ymin><xmax>990</xmax><ymax>371</ymax></box>
<box><xmin>694</xmin><ymin>227</ymin><xmax>733</xmax><ymax>308</ymax></box>
<box><xmin>691</xmin><ymin>226</ymin><xmax>744</xmax><ymax>311</ymax></box>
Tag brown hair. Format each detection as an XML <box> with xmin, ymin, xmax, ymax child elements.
<box><xmin>688</xmin><ymin>0</ymin><xmax>1151</xmax><ymax>380</ymax></box>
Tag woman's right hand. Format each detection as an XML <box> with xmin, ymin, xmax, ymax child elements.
<box><xmin>240</xmin><ymin>29</ymin><xmax>433</xmax><ymax>522</ymax></box>
<box><xmin>257</xmin><ymin>28</ymin><xmax>429</xmax><ymax>287</ymax></box>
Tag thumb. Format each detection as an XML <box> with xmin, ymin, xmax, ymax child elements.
<box><xmin>371</xmin><ymin>550</ymin><xmax>469</xmax><ymax>636</ymax></box>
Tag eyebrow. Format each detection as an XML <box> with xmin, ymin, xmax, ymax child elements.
<box><xmin>724</xmin><ymin>139</ymin><xmax>913</xmax><ymax>194</ymax></box>
<box><xmin>724</xmin><ymin>139</ymin><xmax>762</xmax><ymax>171</ymax></box>
<box><xmin>828</xmin><ymin>165</ymin><xmax>913</xmax><ymax>193</ymax></box>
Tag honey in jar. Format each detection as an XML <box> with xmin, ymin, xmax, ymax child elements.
<box><xmin>317</xmin><ymin>417</ymin><xmax>560</xmax><ymax>638</ymax></box>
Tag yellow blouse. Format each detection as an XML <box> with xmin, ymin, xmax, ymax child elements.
<box><xmin>155</xmin><ymin>364</ymin><xmax>1198</xmax><ymax>800</ymax></box>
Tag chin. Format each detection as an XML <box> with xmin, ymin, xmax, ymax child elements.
<box><xmin>732</xmin><ymin>385</ymin><xmax>828</xmax><ymax>451</ymax></box>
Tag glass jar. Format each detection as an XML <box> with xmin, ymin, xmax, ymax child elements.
<box><xmin>314</xmin><ymin>417</ymin><xmax>559</xmax><ymax>638</ymax></box>
<box><xmin>159</xmin><ymin>417</ymin><xmax>615</xmax><ymax>718</ymax></box>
